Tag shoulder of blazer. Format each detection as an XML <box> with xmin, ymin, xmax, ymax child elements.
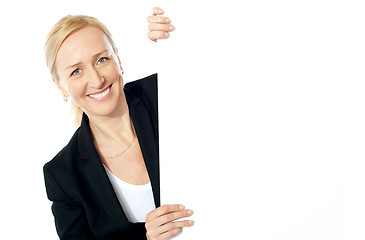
<box><xmin>124</xmin><ymin>73</ymin><xmax>159</xmax><ymax>145</ymax></box>
<box><xmin>124</xmin><ymin>73</ymin><xmax>158</xmax><ymax>114</ymax></box>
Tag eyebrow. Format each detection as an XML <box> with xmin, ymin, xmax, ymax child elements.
<box><xmin>64</xmin><ymin>50</ymin><xmax>109</xmax><ymax>71</ymax></box>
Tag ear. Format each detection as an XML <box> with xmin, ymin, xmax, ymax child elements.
<box><xmin>116</xmin><ymin>54</ymin><xmax>124</xmax><ymax>74</ymax></box>
<box><xmin>53</xmin><ymin>77</ymin><xmax>69</xmax><ymax>98</ymax></box>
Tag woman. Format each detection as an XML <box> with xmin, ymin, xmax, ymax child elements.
<box><xmin>43</xmin><ymin>7</ymin><xmax>194</xmax><ymax>240</ymax></box>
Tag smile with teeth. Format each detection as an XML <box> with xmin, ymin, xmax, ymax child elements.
<box><xmin>88</xmin><ymin>86</ymin><xmax>111</xmax><ymax>99</ymax></box>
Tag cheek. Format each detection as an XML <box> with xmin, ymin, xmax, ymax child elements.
<box><xmin>66</xmin><ymin>80</ymin><xmax>88</xmax><ymax>99</ymax></box>
<box><xmin>110</xmin><ymin>65</ymin><xmax>122</xmax><ymax>80</ymax></box>
<box><xmin>109</xmin><ymin>59</ymin><xmax>123</xmax><ymax>79</ymax></box>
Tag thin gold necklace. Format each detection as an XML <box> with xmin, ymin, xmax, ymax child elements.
<box><xmin>98</xmin><ymin>119</ymin><xmax>137</xmax><ymax>159</ymax></box>
<box><xmin>100</xmin><ymin>134</ymin><xmax>136</xmax><ymax>159</ymax></box>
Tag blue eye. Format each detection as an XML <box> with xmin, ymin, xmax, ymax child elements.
<box><xmin>71</xmin><ymin>69</ymin><xmax>81</xmax><ymax>76</ymax></box>
<box><xmin>97</xmin><ymin>57</ymin><xmax>109</xmax><ymax>64</ymax></box>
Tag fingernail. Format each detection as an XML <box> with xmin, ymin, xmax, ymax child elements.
<box><xmin>187</xmin><ymin>209</ymin><xmax>194</xmax><ymax>215</ymax></box>
<box><xmin>165</xmin><ymin>32</ymin><xmax>170</xmax><ymax>37</ymax></box>
<box><xmin>169</xmin><ymin>26</ymin><xmax>175</xmax><ymax>31</ymax></box>
<box><xmin>165</xmin><ymin>18</ymin><xmax>171</xmax><ymax>23</ymax></box>
<box><xmin>179</xmin><ymin>205</ymin><xmax>185</xmax><ymax>210</ymax></box>
<box><xmin>189</xmin><ymin>220</ymin><xmax>195</xmax><ymax>225</ymax></box>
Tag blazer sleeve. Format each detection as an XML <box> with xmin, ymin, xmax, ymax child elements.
<box><xmin>44</xmin><ymin>165</ymin><xmax>96</xmax><ymax>240</ymax></box>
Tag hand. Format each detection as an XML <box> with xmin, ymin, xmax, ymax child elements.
<box><xmin>147</xmin><ymin>7</ymin><xmax>176</xmax><ymax>42</ymax></box>
<box><xmin>145</xmin><ymin>204</ymin><xmax>194</xmax><ymax>240</ymax></box>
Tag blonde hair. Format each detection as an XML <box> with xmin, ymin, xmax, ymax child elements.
<box><xmin>44</xmin><ymin>15</ymin><xmax>118</xmax><ymax>127</ymax></box>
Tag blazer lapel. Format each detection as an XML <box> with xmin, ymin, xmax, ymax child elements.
<box><xmin>77</xmin><ymin>114</ymin><xmax>129</xmax><ymax>225</ymax></box>
<box><xmin>127</xmin><ymin>95</ymin><xmax>161</xmax><ymax>207</ymax></box>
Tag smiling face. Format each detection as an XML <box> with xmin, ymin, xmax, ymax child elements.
<box><xmin>54</xmin><ymin>26</ymin><xmax>124</xmax><ymax>119</ymax></box>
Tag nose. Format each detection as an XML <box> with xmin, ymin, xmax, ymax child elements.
<box><xmin>87</xmin><ymin>66</ymin><xmax>105</xmax><ymax>89</ymax></box>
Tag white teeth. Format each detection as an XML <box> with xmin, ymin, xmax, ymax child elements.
<box><xmin>89</xmin><ymin>87</ymin><xmax>110</xmax><ymax>99</ymax></box>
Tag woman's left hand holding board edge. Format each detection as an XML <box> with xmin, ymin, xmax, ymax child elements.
<box><xmin>147</xmin><ymin>7</ymin><xmax>176</xmax><ymax>42</ymax></box>
<box><xmin>145</xmin><ymin>204</ymin><xmax>194</xmax><ymax>240</ymax></box>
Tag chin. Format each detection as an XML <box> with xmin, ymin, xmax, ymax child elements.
<box><xmin>86</xmin><ymin>99</ymin><xmax>124</xmax><ymax>118</ymax></box>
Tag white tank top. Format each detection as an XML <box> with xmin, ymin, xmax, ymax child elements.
<box><xmin>103</xmin><ymin>165</ymin><xmax>156</xmax><ymax>223</ymax></box>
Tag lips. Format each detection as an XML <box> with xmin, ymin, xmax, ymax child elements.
<box><xmin>88</xmin><ymin>85</ymin><xmax>112</xmax><ymax>100</ymax></box>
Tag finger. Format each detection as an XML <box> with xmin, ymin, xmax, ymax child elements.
<box><xmin>148</xmin><ymin>23</ymin><xmax>175</xmax><ymax>32</ymax></box>
<box><xmin>159</xmin><ymin>219</ymin><xmax>195</xmax><ymax>234</ymax></box>
<box><xmin>158</xmin><ymin>228</ymin><xmax>182</xmax><ymax>240</ymax></box>
<box><xmin>147</xmin><ymin>209</ymin><xmax>194</xmax><ymax>230</ymax></box>
<box><xmin>156</xmin><ymin>209</ymin><xmax>194</xmax><ymax>227</ymax></box>
<box><xmin>153</xmin><ymin>7</ymin><xmax>164</xmax><ymax>16</ymax></box>
<box><xmin>148</xmin><ymin>31</ymin><xmax>170</xmax><ymax>41</ymax></box>
<box><xmin>146</xmin><ymin>204</ymin><xmax>185</xmax><ymax>222</ymax></box>
<box><xmin>149</xmin><ymin>220</ymin><xmax>194</xmax><ymax>239</ymax></box>
<box><xmin>147</xmin><ymin>15</ymin><xmax>171</xmax><ymax>24</ymax></box>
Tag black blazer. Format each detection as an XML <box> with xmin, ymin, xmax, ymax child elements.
<box><xmin>43</xmin><ymin>74</ymin><xmax>160</xmax><ymax>240</ymax></box>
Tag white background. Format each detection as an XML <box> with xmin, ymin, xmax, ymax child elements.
<box><xmin>0</xmin><ymin>0</ymin><xmax>364</xmax><ymax>239</ymax></box>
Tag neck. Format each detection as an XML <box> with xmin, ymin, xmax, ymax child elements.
<box><xmin>87</xmin><ymin>93</ymin><xmax>135</xmax><ymax>150</ymax></box>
